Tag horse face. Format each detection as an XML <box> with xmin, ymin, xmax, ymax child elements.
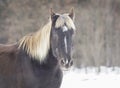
<box><xmin>51</xmin><ymin>26</ymin><xmax>74</xmax><ymax>69</ymax></box>
<box><xmin>50</xmin><ymin>9</ymin><xmax>75</xmax><ymax>69</ymax></box>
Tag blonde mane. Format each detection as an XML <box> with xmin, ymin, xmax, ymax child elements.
<box><xmin>18</xmin><ymin>20</ymin><xmax>52</xmax><ymax>62</ymax></box>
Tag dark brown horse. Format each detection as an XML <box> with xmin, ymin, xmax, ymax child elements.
<box><xmin>0</xmin><ymin>9</ymin><xmax>76</xmax><ymax>88</ymax></box>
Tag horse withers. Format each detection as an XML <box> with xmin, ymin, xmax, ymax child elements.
<box><xmin>0</xmin><ymin>8</ymin><xmax>76</xmax><ymax>88</ymax></box>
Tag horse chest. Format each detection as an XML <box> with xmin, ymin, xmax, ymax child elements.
<box><xmin>18</xmin><ymin>54</ymin><xmax>63</xmax><ymax>88</ymax></box>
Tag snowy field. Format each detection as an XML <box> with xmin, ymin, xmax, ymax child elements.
<box><xmin>61</xmin><ymin>67</ymin><xmax>120</xmax><ymax>88</ymax></box>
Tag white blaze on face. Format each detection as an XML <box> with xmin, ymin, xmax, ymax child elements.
<box><xmin>63</xmin><ymin>25</ymin><xmax>68</xmax><ymax>54</ymax></box>
<box><xmin>64</xmin><ymin>36</ymin><xmax>67</xmax><ymax>53</ymax></box>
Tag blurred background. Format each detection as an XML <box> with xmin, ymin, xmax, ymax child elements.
<box><xmin>0</xmin><ymin>0</ymin><xmax>120</xmax><ymax>70</ymax></box>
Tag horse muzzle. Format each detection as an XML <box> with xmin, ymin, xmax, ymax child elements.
<box><xmin>60</xmin><ymin>58</ymin><xmax>73</xmax><ymax>70</ymax></box>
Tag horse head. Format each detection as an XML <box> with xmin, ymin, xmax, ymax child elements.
<box><xmin>50</xmin><ymin>8</ymin><xmax>76</xmax><ymax>70</ymax></box>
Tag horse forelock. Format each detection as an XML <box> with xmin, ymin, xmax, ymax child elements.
<box><xmin>18</xmin><ymin>21</ymin><xmax>52</xmax><ymax>63</ymax></box>
<box><xmin>55</xmin><ymin>14</ymin><xmax>75</xmax><ymax>30</ymax></box>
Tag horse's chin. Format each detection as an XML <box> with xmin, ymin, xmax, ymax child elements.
<box><xmin>60</xmin><ymin>66</ymin><xmax>72</xmax><ymax>71</ymax></box>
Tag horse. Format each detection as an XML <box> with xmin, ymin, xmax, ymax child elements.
<box><xmin>0</xmin><ymin>8</ymin><xmax>76</xmax><ymax>88</ymax></box>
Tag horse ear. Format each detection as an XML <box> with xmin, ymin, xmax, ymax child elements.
<box><xmin>69</xmin><ymin>8</ymin><xmax>75</xmax><ymax>20</ymax></box>
<box><xmin>50</xmin><ymin>8</ymin><xmax>56</xmax><ymax>19</ymax></box>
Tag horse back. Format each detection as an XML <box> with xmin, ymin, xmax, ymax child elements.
<box><xmin>0</xmin><ymin>43</ymin><xmax>18</xmax><ymax>76</ymax></box>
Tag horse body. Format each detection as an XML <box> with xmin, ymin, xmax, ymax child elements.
<box><xmin>0</xmin><ymin>44</ymin><xmax>62</xmax><ymax>88</ymax></box>
<box><xmin>0</xmin><ymin>9</ymin><xmax>75</xmax><ymax>88</ymax></box>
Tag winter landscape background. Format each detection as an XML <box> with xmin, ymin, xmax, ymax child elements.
<box><xmin>0</xmin><ymin>0</ymin><xmax>120</xmax><ymax>88</ymax></box>
<box><xmin>61</xmin><ymin>67</ymin><xmax>120</xmax><ymax>88</ymax></box>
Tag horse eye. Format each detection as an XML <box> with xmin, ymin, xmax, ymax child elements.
<box><xmin>52</xmin><ymin>32</ymin><xmax>58</xmax><ymax>41</ymax></box>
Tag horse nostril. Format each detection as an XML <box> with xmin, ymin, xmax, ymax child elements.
<box><xmin>69</xmin><ymin>60</ymin><xmax>73</xmax><ymax>66</ymax></box>
<box><xmin>60</xmin><ymin>59</ymin><xmax>65</xmax><ymax>65</ymax></box>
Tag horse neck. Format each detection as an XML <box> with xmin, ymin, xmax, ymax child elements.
<box><xmin>44</xmin><ymin>47</ymin><xmax>58</xmax><ymax>68</ymax></box>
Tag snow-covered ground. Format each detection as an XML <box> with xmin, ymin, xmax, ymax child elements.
<box><xmin>61</xmin><ymin>67</ymin><xmax>120</xmax><ymax>88</ymax></box>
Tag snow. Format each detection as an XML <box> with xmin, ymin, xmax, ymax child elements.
<box><xmin>61</xmin><ymin>67</ymin><xmax>120</xmax><ymax>88</ymax></box>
